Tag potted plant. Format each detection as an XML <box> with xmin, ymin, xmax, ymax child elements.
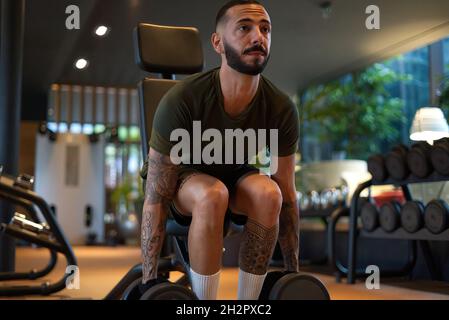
<box><xmin>111</xmin><ymin>174</ymin><xmax>144</xmax><ymax>244</ymax></box>
<box><xmin>298</xmin><ymin>62</ymin><xmax>410</xmax><ymax>161</ymax></box>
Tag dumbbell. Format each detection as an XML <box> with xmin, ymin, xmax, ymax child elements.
<box><xmin>259</xmin><ymin>271</ymin><xmax>330</xmax><ymax>300</ymax></box>
<box><xmin>407</xmin><ymin>142</ymin><xmax>432</xmax><ymax>178</ymax></box>
<box><xmin>319</xmin><ymin>189</ymin><xmax>334</xmax><ymax>209</ymax></box>
<box><xmin>307</xmin><ymin>190</ymin><xmax>320</xmax><ymax>210</ymax></box>
<box><xmin>328</xmin><ymin>188</ymin><xmax>340</xmax><ymax>207</ymax></box>
<box><xmin>299</xmin><ymin>192</ymin><xmax>310</xmax><ymax>211</ymax></box>
<box><xmin>400</xmin><ymin>201</ymin><xmax>425</xmax><ymax>233</ymax></box>
<box><xmin>360</xmin><ymin>202</ymin><xmax>379</xmax><ymax>232</ymax></box>
<box><xmin>385</xmin><ymin>144</ymin><xmax>410</xmax><ymax>181</ymax></box>
<box><xmin>431</xmin><ymin>138</ymin><xmax>449</xmax><ymax>175</ymax></box>
<box><xmin>379</xmin><ymin>201</ymin><xmax>401</xmax><ymax>232</ymax></box>
<box><xmin>338</xmin><ymin>185</ymin><xmax>349</xmax><ymax>206</ymax></box>
<box><xmin>121</xmin><ymin>278</ymin><xmax>197</xmax><ymax>300</ymax></box>
<box><xmin>424</xmin><ymin>199</ymin><xmax>449</xmax><ymax>234</ymax></box>
<box><xmin>367</xmin><ymin>154</ymin><xmax>387</xmax><ymax>182</ymax></box>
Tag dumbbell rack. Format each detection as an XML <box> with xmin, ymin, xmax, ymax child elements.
<box><xmin>346</xmin><ymin>171</ymin><xmax>449</xmax><ymax>284</ymax></box>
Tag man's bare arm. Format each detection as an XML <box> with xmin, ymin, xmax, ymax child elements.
<box><xmin>141</xmin><ymin>148</ymin><xmax>178</xmax><ymax>284</ymax></box>
<box><xmin>272</xmin><ymin>154</ymin><xmax>300</xmax><ymax>272</ymax></box>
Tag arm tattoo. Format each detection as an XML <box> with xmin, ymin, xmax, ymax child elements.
<box><xmin>239</xmin><ymin>218</ymin><xmax>279</xmax><ymax>275</ymax></box>
<box><xmin>145</xmin><ymin>152</ymin><xmax>178</xmax><ymax>204</ymax></box>
<box><xmin>141</xmin><ymin>150</ymin><xmax>178</xmax><ymax>283</ymax></box>
<box><xmin>278</xmin><ymin>201</ymin><xmax>300</xmax><ymax>272</ymax></box>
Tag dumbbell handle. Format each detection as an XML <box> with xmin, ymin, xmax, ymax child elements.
<box><xmin>11</xmin><ymin>212</ymin><xmax>51</xmax><ymax>235</ymax></box>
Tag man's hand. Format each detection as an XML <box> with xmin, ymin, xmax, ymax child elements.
<box><xmin>272</xmin><ymin>154</ymin><xmax>300</xmax><ymax>272</ymax></box>
<box><xmin>141</xmin><ymin>148</ymin><xmax>179</xmax><ymax>283</ymax></box>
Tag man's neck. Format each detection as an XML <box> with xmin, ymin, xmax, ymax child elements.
<box><xmin>219</xmin><ymin>64</ymin><xmax>260</xmax><ymax>118</ymax></box>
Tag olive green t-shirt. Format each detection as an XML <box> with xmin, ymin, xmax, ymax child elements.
<box><xmin>149</xmin><ymin>67</ymin><xmax>299</xmax><ymax>177</ymax></box>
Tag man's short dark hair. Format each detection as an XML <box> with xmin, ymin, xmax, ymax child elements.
<box><xmin>215</xmin><ymin>0</ymin><xmax>263</xmax><ymax>29</ymax></box>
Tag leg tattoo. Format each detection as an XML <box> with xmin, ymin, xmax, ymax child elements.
<box><xmin>239</xmin><ymin>218</ymin><xmax>279</xmax><ymax>275</ymax></box>
<box><xmin>278</xmin><ymin>201</ymin><xmax>300</xmax><ymax>272</ymax></box>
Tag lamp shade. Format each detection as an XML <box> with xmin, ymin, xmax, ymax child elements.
<box><xmin>410</xmin><ymin>107</ymin><xmax>449</xmax><ymax>141</ymax></box>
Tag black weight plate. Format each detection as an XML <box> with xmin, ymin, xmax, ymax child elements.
<box><xmin>121</xmin><ymin>278</ymin><xmax>143</xmax><ymax>300</ymax></box>
<box><xmin>407</xmin><ymin>149</ymin><xmax>431</xmax><ymax>178</ymax></box>
<box><xmin>360</xmin><ymin>202</ymin><xmax>379</xmax><ymax>232</ymax></box>
<box><xmin>259</xmin><ymin>271</ymin><xmax>284</xmax><ymax>300</ymax></box>
<box><xmin>385</xmin><ymin>152</ymin><xmax>409</xmax><ymax>181</ymax></box>
<box><xmin>367</xmin><ymin>155</ymin><xmax>387</xmax><ymax>182</ymax></box>
<box><xmin>401</xmin><ymin>201</ymin><xmax>424</xmax><ymax>233</ymax></box>
<box><xmin>431</xmin><ymin>146</ymin><xmax>449</xmax><ymax>175</ymax></box>
<box><xmin>425</xmin><ymin>200</ymin><xmax>449</xmax><ymax>234</ymax></box>
<box><xmin>379</xmin><ymin>202</ymin><xmax>400</xmax><ymax>232</ymax></box>
<box><xmin>269</xmin><ymin>273</ymin><xmax>330</xmax><ymax>300</ymax></box>
<box><xmin>393</xmin><ymin>144</ymin><xmax>409</xmax><ymax>156</ymax></box>
<box><xmin>140</xmin><ymin>283</ymin><xmax>198</xmax><ymax>300</ymax></box>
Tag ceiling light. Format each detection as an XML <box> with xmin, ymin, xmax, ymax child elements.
<box><xmin>75</xmin><ymin>58</ymin><xmax>88</xmax><ymax>70</ymax></box>
<box><xmin>95</xmin><ymin>25</ymin><xmax>109</xmax><ymax>37</ymax></box>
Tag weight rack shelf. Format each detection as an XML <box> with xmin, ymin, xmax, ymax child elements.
<box><xmin>372</xmin><ymin>170</ymin><xmax>449</xmax><ymax>186</ymax></box>
<box><xmin>361</xmin><ymin>228</ymin><xmax>449</xmax><ymax>241</ymax></box>
<box><xmin>346</xmin><ymin>172</ymin><xmax>449</xmax><ymax>285</ymax></box>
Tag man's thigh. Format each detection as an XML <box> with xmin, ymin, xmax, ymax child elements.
<box><xmin>229</xmin><ymin>173</ymin><xmax>280</xmax><ymax>217</ymax></box>
<box><xmin>172</xmin><ymin>171</ymin><xmax>225</xmax><ymax>217</ymax></box>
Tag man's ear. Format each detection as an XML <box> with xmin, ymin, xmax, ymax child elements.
<box><xmin>211</xmin><ymin>32</ymin><xmax>223</xmax><ymax>54</ymax></box>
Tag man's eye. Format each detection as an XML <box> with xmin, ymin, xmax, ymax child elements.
<box><xmin>239</xmin><ymin>25</ymin><xmax>249</xmax><ymax>31</ymax></box>
<box><xmin>262</xmin><ymin>26</ymin><xmax>271</xmax><ymax>33</ymax></box>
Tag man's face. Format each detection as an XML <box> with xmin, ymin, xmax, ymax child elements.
<box><xmin>219</xmin><ymin>4</ymin><xmax>272</xmax><ymax>75</ymax></box>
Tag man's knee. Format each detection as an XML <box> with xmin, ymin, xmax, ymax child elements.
<box><xmin>194</xmin><ymin>182</ymin><xmax>229</xmax><ymax>222</ymax></box>
<box><xmin>255</xmin><ymin>183</ymin><xmax>283</xmax><ymax>216</ymax></box>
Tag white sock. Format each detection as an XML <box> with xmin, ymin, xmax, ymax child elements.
<box><xmin>237</xmin><ymin>269</ymin><xmax>267</xmax><ymax>300</ymax></box>
<box><xmin>189</xmin><ymin>268</ymin><xmax>221</xmax><ymax>300</ymax></box>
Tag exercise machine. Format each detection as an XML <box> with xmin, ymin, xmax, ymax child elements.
<box><xmin>0</xmin><ymin>165</ymin><xmax>77</xmax><ymax>296</ymax></box>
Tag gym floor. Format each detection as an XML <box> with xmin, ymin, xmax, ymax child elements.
<box><xmin>1</xmin><ymin>246</ymin><xmax>449</xmax><ymax>300</ymax></box>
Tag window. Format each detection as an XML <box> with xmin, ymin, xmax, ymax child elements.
<box><xmin>299</xmin><ymin>44</ymin><xmax>432</xmax><ymax>162</ymax></box>
<box><xmin>441</xmin><ymin>37</ymin><xmax>449</xmax><ymax>113</ymax></box>
<box><xmin>385</xmin><ymin>46</ymin><xmax>430</xmax><ymax>144</ymax></box>
<box><xmin>444</xmin><ymin>37</ymin><xmax>449</xmax><ymax>73</ymax></box>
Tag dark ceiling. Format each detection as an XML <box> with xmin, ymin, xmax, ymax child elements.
<box><xmin>21</xmin><ymin>0</ymin><xmax>449</xmax><ymax>121</ymax></box>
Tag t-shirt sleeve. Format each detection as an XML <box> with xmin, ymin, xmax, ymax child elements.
<box><xmin>148</xmin><ymin>86</ymin><xmax>191</xmax><ymax>156</ymax></box>
<box><xmin>273</xmin><ymin>98</ymin><xmax>300</xmax><ymax>157</ymax></box>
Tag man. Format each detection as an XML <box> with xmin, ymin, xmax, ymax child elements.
<box><xmin>141</xmin><ymin>0</ymin><xmax>300</xmax><ymax>300</ymax></box>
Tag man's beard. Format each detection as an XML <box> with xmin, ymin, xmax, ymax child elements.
<box><xmin>223</xmin><ymin>40</ymin><xmax>270</xmax><ymax>76</ymax></box>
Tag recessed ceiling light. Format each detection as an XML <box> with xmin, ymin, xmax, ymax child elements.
<box><xmin>95</xmin><ymin>25</ymin><xmax>109</xmax><ymax>37</ymax></box>
<box><xmin>75</xmin><ymin>58</ymin><xmax>88</xmax><ymax>70</ymax></box>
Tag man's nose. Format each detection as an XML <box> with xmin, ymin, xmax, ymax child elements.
<box><xmin>250</xmin><ymin>27</ymin><xmax>264</xmax><ymax>45</ymax></box>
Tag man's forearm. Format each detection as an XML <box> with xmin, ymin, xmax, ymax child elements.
<box><xmin>278</xmin><ymin>198</ymin><xmax>300</xmax><ymax>272</ymax></box>
<box><xmin>141</xmin><ymin>202</ymin><xmax>168</xmax><ymax>283</ymax></box>
<box><xmin>141</xmin><ymin>150</ymin><xmax>178</xmax><ymax>284</ymax></box>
